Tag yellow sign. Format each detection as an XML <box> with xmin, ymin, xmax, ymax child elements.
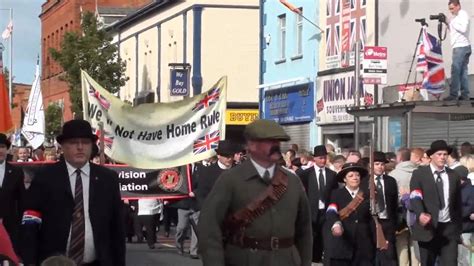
<box><xmin>225</xmin><ymin>109</ymin><xmax>259</xmax><ymax>125</ymax></box>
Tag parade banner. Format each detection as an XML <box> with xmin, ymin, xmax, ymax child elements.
<box><xmin>81</xmin><ymin>71</ymin><xmax>227</xmax><ymax>169</ymax></box>
<box><xmin>15</xmin><ymin>162</ymin><xmax>192</xmax><ymax>199</ymax></box>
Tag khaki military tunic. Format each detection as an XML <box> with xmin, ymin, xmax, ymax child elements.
<box><xmin>198</xmin><ymin>160</ymin><xmax>312</xmax><ymax>266</ymax></box>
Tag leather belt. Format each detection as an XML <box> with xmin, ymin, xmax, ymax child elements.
<box><xmin>230</xmin><ymin>236</ymin><xmax>294</xmax><ymax>250</ymax></box>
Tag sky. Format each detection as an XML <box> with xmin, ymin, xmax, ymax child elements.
<box><xmin>0</xmin><ymin>0</ymin><xmax>43</xmax><ymax>84</ymax></box>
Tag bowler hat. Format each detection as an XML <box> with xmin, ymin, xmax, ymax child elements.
<box><xmin>215</xmin><ymin>140</ymin><xmax>241</xmax><ymax>156</ymax></box>
<box><xmin>0</xmin><ymin>133</ymin><xmax>11</xmax><ymax>149</ymax></box>
<box><xmin>336</xmin><ymin>162</ymin><xmax>368</xmax><ymax>183</ymax></box>
<box><xmin>243</xmin><ymin>119</ymin><xmax>290</xmax><ymax>141</ymax></box>
<box><xmin>313</xmin><ymin>145</ymin><xmax>328</xmax><ymax>157</ymax></box>
<box><xmin>373</xmin><ymin>151</ymin><xmax>389</xmax><ymax>163</ymax></box>
<box><xmin>56</xmin><ymin>120</ymin><xmax>98</xmax><ymax>144</ymax></box>
<box><xmin>426</xmin><ymin>140</ymin><xmax>452</xmax><ymax>157</ymax></box>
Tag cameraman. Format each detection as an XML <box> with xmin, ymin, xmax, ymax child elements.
<box><xmin>444</xmin><ymin>0</ymin><xmax>471</xmax><ymax>101</ymax></box>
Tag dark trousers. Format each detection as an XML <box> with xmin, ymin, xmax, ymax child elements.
<box><xmin>134</xmin><ymin>214</ymin><xmax>158</xmax><ymax>246</ymax></box>
<box><xmin>375</xmin><ymin>219</ymin><xmax>397</xmax><ymax>266</ymax></box>
<box><xmin>312</xmin><ymin>210</ymin><xmax>327</xmax><ymax>263</ymax></box>
<box><xmin>418</xmin><ymin>222</ymin><xmax>458</xmax><ymax>266</ymax></box>
<box><xmin>162</xmin><ymin>206</ymin><xmax>178</xmax><ymax>233</ymax></box>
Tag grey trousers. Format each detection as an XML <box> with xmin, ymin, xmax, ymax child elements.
<box><xmin>175</xmin><ymin>209</ymin><xmax>199</xmax><ymax>256</ymax></box>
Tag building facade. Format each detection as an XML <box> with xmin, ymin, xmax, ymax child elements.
<box><xmin>108</xmin><ymin>0</ymin><xmax>260</xmax><ymax>143</ymax></box>
<box><xmin>40</xmin><ymin>0</ymin><xmax>152</xmax><ymax>121</ymax></box>
<box><xmin>259</xmin><ymin>0</ymin><xmax>320</xmax><ymax>152</ymax></box>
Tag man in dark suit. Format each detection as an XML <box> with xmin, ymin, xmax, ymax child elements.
<box><xmin>0</xmin><ymin>133</ymin><xmax>24</xmax><ymax>254</ymax></box>
<box><xmin>410</xmin><ymin>140</ymin><xmax>462</xmax><ymax>266</ymax></box>
<box><xmin>299</xmin><ymin>145</ymin><xmax>338</xmax><ymax>263</ymax></box>
<box><xmin>371</xmin><ymin>151</ymin><xmax>398</xmax><ymax>266</ymax></box>
<box><xmin>20</xmin><ymin>120</ymin><xmax>125</xmax><ymax>266</ymax></box>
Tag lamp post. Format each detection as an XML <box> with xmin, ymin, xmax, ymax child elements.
<box><xmin>1</xmin><ymin>8</ymin><xmax>13</xmax><ymax>109</ymax></box>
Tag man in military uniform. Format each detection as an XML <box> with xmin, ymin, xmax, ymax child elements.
<box><xmin>198</xmin><ymin>119</ymin><xmax>312</xmax><ymax>266</ymax></box>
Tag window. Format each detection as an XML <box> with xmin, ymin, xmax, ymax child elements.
<box><xmin>278</xmin><ymin>14</ymin><xmax>286</xmax><ymax>59</ymax></box>
<box><xmin>295</xmin><ymin>8</ymin><xmax>303</xmax><ymax>56</ymax></box>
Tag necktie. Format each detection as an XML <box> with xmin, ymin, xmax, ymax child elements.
<box><xmin>69</xmin><ymin>169</ymin><xmax>85</xmax><ymax>264</ymax></box>
<box><xmin>376</xmin><ymin>176</ymin><xmax>386</xmax><ymax>212</ymax></box>
<box><xmin>262</xmin><ymin>170</ymin><xmax>271</xmax><ymax>184</ymax></box>
<box><xmin>318</xmin><ymin>168</ymin><xmax>326</xmax><ymax>202</ymax></box>
<box><xmin>435</xmin><ymin>171</ymin><xmax>445</xmax><ymax>209</ymax></box>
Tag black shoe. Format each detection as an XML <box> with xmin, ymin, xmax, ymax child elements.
<box><xmin>148</xmin><ymin>244</ymin><xmax>155</xmax><ymax>249</ymax></box>
<box><xmin>459</xmin><ymin>95</ymin><xmax>470</xmax><ymax>100</ymax></box>
<box><xmin>443</xmin><ymin>95</ymin><xmax>458</xmax><ymax>101</ymax></box>
<box><xmin>190</xmin><ymin>254</ymin><xmax>199</xmax><ymax>259</ymax></box>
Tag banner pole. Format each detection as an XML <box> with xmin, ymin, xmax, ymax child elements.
<box><xmin>98</xmin><ymin>121</ymin><xmax>105</xmax><ymax>165</ymax></box>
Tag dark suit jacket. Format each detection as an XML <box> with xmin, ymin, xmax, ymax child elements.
<box><xmin>325</xmin><ymin>186</ymin><xmax>375</xmax><ymax>260</ymax></box>
<box><xmin>20</xmin><ymin>161</ymin><xmax>125</xmax><ymax>266</ymax></box>
<box><xmin>194</xmin><ymin>163</ymin><xmax>226</xmax><ymax>210</ymax></box>
<box><xmin>409</xmin><ymin>165</ymin><xmax>462</xmax><ymax>242</ymax></box>
<box><xmin>299</xmin><ymin>166</ymin><xmax>338</xmax><ymax>223</ymax></box>
<box><xmin>0</xmin><ymin>162</ymin><xmax>25</xmax><ymax>252</ymax></box>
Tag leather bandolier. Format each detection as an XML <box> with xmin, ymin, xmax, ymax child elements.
<box><xmin>339</xmin><ymin>191</ymin><xmax>365</xmax><ymax>221</ymax></box>
<box><xmin>222</xmin><ymin>169</ymin><xmax>293</xmax><ymax>250</ymax></box>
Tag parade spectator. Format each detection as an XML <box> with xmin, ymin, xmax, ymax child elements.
<box><xmin>32</xmin><ymin>147</ymin><xmax>45</xmax><ymax>161</ymax></box>
<box><xmin>299</xmin><ymin>149</ymin><xmax>314</xmax><ymax>170</ymax></box>
<box><xmin>17</xmin><ymin>147</ymin><xmax>32</xmax><ymax>162</ymax></box>
<box><xmin>0</xmin><ymin>133</ymin><xmax>25</xmax><ymax>255</ymax></box>
<box><xmin>332</xmin><ymin>155</ymin><xmax>346</xmax><ymax>173</ymax></box>
<box><xmin>385</xmin><ymin>152</ymin><xmax>397</xmax><ymax>173</ymax></box>
<box><xmin>198</xmin><ymin>119</ymin><xmax>312</xmax><ymax>265</ymax></box>
<box><xmin>460</xmin><ymin>141</ymin><xmax>472</xmax><ymax>156</ymax></box>
<box><xmin>460</xmin><ymin>154</ymin><xmax>474</xmax><ymax>183</ymax></box>
<box><xmin>444</xmin><ymin>0</ymin><xmax>471</xmax><ymax>101</ymax></box>
<box><xmin>410</xmin><ymin>147</ymin><xmax>425</xmax><ymax>165</ymax></box>
<box><xmin>233</xmin><ymin>147</ymin><xmax>246</xmax><ymax>165</ymax></box>
<box><xmin>325</xmin><ymin>162</ymin><xmax>374</xmax><ymax>265</ymax></box>
<box><xmin>284</xmin><ymin>148</ymin><xmax>296</xmax><ymax>168</ymax></box>
<box><xmin>346</xmin><ymin>150</ymin><xmax>361</xmax><ymax>163</ymax></box>
<box><xmin>455</xmin><ymin>166</ymin><xmax>474</xmax><ymax>266</ymax></box>
<box><xmin>20</xmin><ymin>120</ymin><xmax>125</xmax><ymax>265</ymax></box>
<box><xmin>396</xmin><ymin>148</ymin><xmax>411</xmax><ymax>164</ymax></box>
<box><xmin>372</xmin><ymin>152</ymin><xmax>398</xmax><ymax>266</ymax></box>
<box><xmin>44</xmin><ymin>149</ymin><xmax>57</xmax><ymax>162</ymax></box>
<box><xmin>299</xmin><ymin>145</ymin><xmax>338</xmax><ymax>264</ymax></box>
<box><xmin>448</xmin><ymin>146</ymin><xmax>464</xmax><ymax>171</ymax></box>
<box><xmin>290</xmin><ymin>143</ymin><xmax>299</xmax><ymax>153</ymax></box>
<box><xmin>359</xmin><ymin>145</ymin><xmax>370</xmax><ymax>158</ymax></box>
<box><xmin>325</xmin><ymin>143</ymin><xmax>336</xmax><ymax>154</ymax></box>
<box><xmin>421</xmin><ymin>152</ymin><xmax>431</xmax><ymax>166</ymax></box>
<box><xmin>410</xmin><ymin>140</ymin><xmax>462</xmax><ymax>265</ymax></box>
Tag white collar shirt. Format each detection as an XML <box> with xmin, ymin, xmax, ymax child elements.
<box><xmin>250</xmin><ymin>158</ymin><xmax>276</xmax><ymax>180</ymax></box>
<box><xmin>314</xmin><ymin>165</ymin><xmax>326</xmax><ymax>209</ymax></box>
<box><xmin>65</xmin><ymin>161</ymin><xmax>96</xmax><ymax>263</ymax></box>
<box><xmin>430</xmin><ymin>164</ymin><xmax>451</xmax><ymax>223</ymax></box>
<box><xmin>0</xmin><ymin>160</ymin><xmax>5</xmax><ymax>187</ymax></box>
<box><xmin>345</xmin><ymin>186</ymin><xmax>359</xmax><ymax>198</ymax></box>
<box><xmin>375</xmin><ymin>175</ymin><xmax>388</xmax><ymax>219</ymax></box>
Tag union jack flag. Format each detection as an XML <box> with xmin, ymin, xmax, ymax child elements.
<box><xmin>192</xmin><ymin>87</ymin><xmax>221</xmax><ymax>112</ymax></box>
<box><xmin>193</xmin><ymin>130</ymin><xmax>220</xmax><ymax>155</ymax></box>
<box><xmin>417</xmin><ymin>28</ymin><xmax>446</xmax><ymax>94</ymax></box>
<box><xmin>349</xmin><ymin>0</ymin><xmax>366</xmax><ymax>52</ymax></box>
<box><xmin>326</xmin><ymin>0</ymin><xmax>340</xmax><ymax>57</ymax></box>
<box><xmin>316</xmin><ymin>98</ymin><xmax>325</xmax><ymax>113</ymax></box>
<box><xmin>94</xmin><ymin>129</ymin><xmax>114</xmax><ymax>150</ymax></box>
<box><xmin>89</xmin><ymin>85</ymin><xmax>111</xmax><ymax>110</ymax></box>
<box><xmin>364</xmin><ymin>92</ymin><xmax>374</xmax><ymax>105</ymax></box>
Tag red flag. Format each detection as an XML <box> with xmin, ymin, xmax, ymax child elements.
<box><xmin>316</xmin><ymin>98</ymin><xmax>325</xmax><ymax>113</ymax></box>
<box><xmin>0</xmin><ymin>72</ymin><xmax>13</xmax><ymax>134</ymax></box>
<box><xmin>0</xmin><ymin>221</ymin><xmax>19</xmax><ymax>265</ymax></box>
<box><xmin>279</xmin><ymin>0</ymin><xmax>302</xmax><ymax>14</ymax></box>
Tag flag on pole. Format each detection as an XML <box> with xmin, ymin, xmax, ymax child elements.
<box><xmin>279</xmin><ymin>0</ymin><xmax>302</xmax><ymax>14</ymax></box>
<box><xmin>0</xmin><ymin>58</ymin><xmax>13</xmax><ymax>134</ymax></box>
<box><xmin>1</xmin><ymin>20</ymin><xmax>13</xmax><ymax>40</ymax></box>
<box><xmin>22</xmin><ymin>61</ymin><xmax>45</xmax><ymax>149</ymax></box>
<box><xmin>416</xmin><ymin>28</ymin><xmax>446</xmax><ymax>95</ymax></box>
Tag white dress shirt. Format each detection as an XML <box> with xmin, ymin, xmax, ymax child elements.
<box><xmin>450</xmin><ymin>9</ymin><xmax>470</xmax><ymax>48</ymax></box>
<box><xmin>0</xmin><ymin>160</ymin><xmax>5</xmax><ymax>187</ymax></box>
<box><xmin>217</xmin><ymin>160</ymin><xmax>232</xmax><ymax>170</ymax></box>
<box><xmin>345</xmin><ymin>186</ymin><xmax>359</xmax><ymax>198</ymax></box>
<box><xmin>430</xmin><ymin>164</ymin><xmax>451</xmax><ymax>223</ymax></box>
<box><xmin>375</xmin><ymin>175</ymin><xmax>388</xmax><ymax>219</ymax></box>
<box><xmin>65</xmin><ymin>161</ymin><xmax>96</xmax><ymax>263</ymax></box>
<box><xmin>314</xmin><ymin>166</ymin><xmax>326</xmax><ymax>209</ymax></box>
<box><xmin>250</xmin><ymin>158</ymin><xmax>276</xmax><ymax>180</ymax></box>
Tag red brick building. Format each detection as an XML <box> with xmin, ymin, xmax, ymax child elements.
<box><xmin>11</xmin><ymin>83</ymin><xmax>31</xmax><ymax>129</ymax></box>
<box><xmin>40</xmin><ymin>0</ymin><xmax>152</xmax><ymax>120</ymax></box>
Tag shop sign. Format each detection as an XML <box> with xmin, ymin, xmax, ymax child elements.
<box><xmin>170</xmin><ymin>69</ymin><xmax>189</xmax><ymax>96</ymax></box>
<box><xmin>316</xmin><ymin>71</ymin><xmax>374</xmax><ymax>124</ymax></box>
<box><xmin>261</xmin><ymin>84</ymin><xmax>314</xmax><ymax>124</ymax></box>
<box><xmin>225</xmin><ymin>109</ymin><xmax>259</xmax><ymax>125</ymax></box>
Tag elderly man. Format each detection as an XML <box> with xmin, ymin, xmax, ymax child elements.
<box><xmin>20</xmin><ymin>120</ymin><xmax>125</xmax><ymax>266</ymax></box>
<box><xmin>198</xmin><ymin>119</ymin><xmax>312</xmax><ymax>266</ymax></box>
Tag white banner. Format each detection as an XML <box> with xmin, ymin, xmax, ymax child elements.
<box><xmin>22</xmin><ymin>64</ymin><xmax>45</xmax><ymax>149</ymax></box>
<box><xmin>316</xmin><ymin>71</ymin><xmax>374</xmax><ymax>124</ymax></box>
<box><xmin>81</xmin><ymin>71</ymin><xmax>227</xmax><ymax>169</ymax></box>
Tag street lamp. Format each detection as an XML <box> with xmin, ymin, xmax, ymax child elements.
<box><xmin>1</xmin><ymin>8</ymin><xmax>13</xmax><ymax>109</ymax></box>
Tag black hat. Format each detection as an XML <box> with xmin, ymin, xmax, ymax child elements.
<box><xmin>373</xmin><ymin>151</ymin><xmax>389</xmax><ymax>163</ymax></box>
<box><xmin>56</xmin><ymin>120</ymin><xmax>98</xmax><ymax>144</ymax></box>
<box><xmin>244</xmin><ymin>119</ymin><xmax>290</xmax><ymax>141</ymax></box>
<box><xmin>426</xmin><ymin>140</ymin><xmax>453</xmax><ymax>157</ymax></box>
<box><xmin>336</xmin><ymin>162</ymin><xmax>368</xmax><ymax>183</ymax></box>
<box><xmin>313</xmin><ymin>145</ymin><xmax>328</xmax><ymax>157</ymax></box>
<box><xmin>215</xmin><ymin>140</ymin><xmax>241</xmax><ymax>156</ymax></box>
<box><xmin>0</xmin><ymin>133</ymin><xmax>11</xmax><ymax>149</ymax></box>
